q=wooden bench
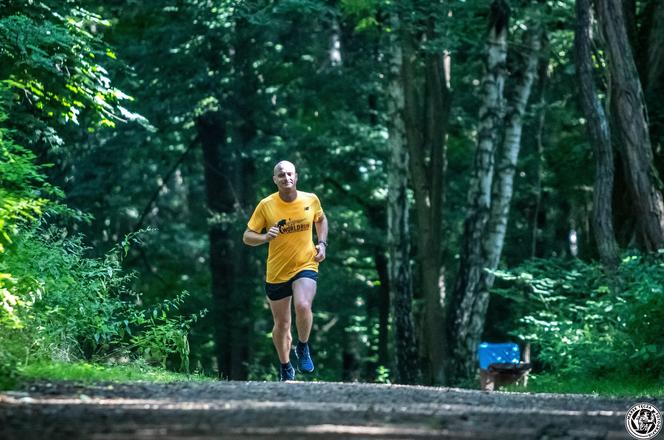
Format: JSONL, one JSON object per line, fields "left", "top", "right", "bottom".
{"left": 478, "top": 342, "right": 531, "bottom": 391}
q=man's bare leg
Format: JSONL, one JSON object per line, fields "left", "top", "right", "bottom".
{"left": 292, "top": 278, "right": 317, "bottom": 343}
{"left": 268, "top": 296, "right": 292, "bottom": 363}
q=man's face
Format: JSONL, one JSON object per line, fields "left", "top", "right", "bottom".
{"left": 273, "top": 162, "right": 298, "bottom": 190}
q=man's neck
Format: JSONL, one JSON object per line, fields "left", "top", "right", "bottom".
{"left": 278, "top": 189, "right": 298, "bottom": 202}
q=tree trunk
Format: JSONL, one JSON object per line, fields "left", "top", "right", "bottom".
{"left": 450, "top": 0, "right": 509, "bottom": 383}
{"left": 231, "top": 16, "right": 260, "bottom": 381}
{"left": 387, "top": 28, "right": 420, "bottom": 385}
{"left": 400, "top": 18, "right": 452, "bottom": 386}
{"left": 368, "top": 86, "right": 391, "bottom": 373}
{"left": 644, "top": 0, "right": 664, "bottom": 97}
{"left": 641, "top": 0, "right": 664, "bottom": 175}
{"left": 421, "top": 48, "right": 451, "bottom": 387}
{"left": 530, "top": 59, "right": 548, "bottom": 259}
{"left": 453, "top": 25, "right": 542, "bottom": 382}
{"left": 484, "top": 28, "right": 542, "bottom": 275}
{"left": 597, "top": 0, "right": 664, "bottom": 251}
{"left": 197, "top": 111, "right": 238, "bottom": 380}
{"left": 622, "top": 0, "right": 637, "bottom": 51}
{"left": 574, "top": 0, "right": 620, "bottom": 269}
{"left": 373, "top": 249, "right": 391, "bottom": 369}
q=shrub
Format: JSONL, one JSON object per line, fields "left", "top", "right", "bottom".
{"left": 492, "top": 252, "right": 664, "bottom": 380}
{"left": 129, "top": 291, "right": 206, "bottom": 372}
{"left": 0, "top": 226, "right": 207, "bottom": 384}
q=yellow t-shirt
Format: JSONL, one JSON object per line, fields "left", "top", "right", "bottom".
{"left": 247, "top": 191, "right": 324, "bottom": 283}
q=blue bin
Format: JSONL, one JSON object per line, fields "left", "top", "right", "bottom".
{"left": 477, "top": 342, "right": 520, "bottom": 370}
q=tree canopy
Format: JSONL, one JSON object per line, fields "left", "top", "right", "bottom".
{"left": 2, "top": 0, "right": 664, "bottom": 388}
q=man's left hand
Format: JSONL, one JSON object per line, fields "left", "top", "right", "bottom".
{"left": 314, "top": 243, "right": 326, "bottom": 262}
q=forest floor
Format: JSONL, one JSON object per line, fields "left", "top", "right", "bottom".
{"left": 0, "top": 380, "right": 660, "bottom": 439}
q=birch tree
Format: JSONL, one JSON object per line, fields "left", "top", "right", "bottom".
{"left": 451, "top": 0, "right": 544, "bottom": 381}
{"left": 387, "top": 16, "right": 420, "bottom": 384}
{"left": 449, "top": 0, "right": 509, "bottom": 382}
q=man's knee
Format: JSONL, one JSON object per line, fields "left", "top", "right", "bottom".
{"left": 273, "top": 319, "right": 291, "bottom": 332}
{"left": 294, "top": 300, "right": 312, "bottom": 315}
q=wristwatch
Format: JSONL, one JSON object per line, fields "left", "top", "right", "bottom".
{"left": 318, "top": 240, "right": 328, "bottom": 247}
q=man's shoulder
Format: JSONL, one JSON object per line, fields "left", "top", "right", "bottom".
{"left": 298, "top": 191, "right": 320, "bottom": 201}
{"left": 258, "top": 192, "right": 280, "bottom": 206}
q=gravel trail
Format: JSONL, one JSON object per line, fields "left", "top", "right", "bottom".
{"left": 0, "top": 380, "right": 660, "bottom": 439}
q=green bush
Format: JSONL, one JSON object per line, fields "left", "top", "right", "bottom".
{"left": 0, "top": 337, "right": 19, "bottom": 389}
{"left": 1, "top": 104, "right": 203, "bottom": 385}
{"left": 3, "top": 227, "right": 130, "bottom": 360}
{"left": 492, "top": 252, "right": 664, "bottom": 380}
{"left": 0, "top": 109, "right": 58, "bottom": 253}
{"left": 129, "top": 291, "right": 206, "bottom": 372}
{"left": 0, "top": 226, "right": 207, "bottom": 383}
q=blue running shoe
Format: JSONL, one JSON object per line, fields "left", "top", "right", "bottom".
{"left": 295, "top": 342, "right": 315, "bottom": 373}
{"left": 279, "top": 363, "right": 295, "bottom": 381}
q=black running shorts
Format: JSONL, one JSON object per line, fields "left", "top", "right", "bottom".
{"left": 265, "top": 270, "right": 318, "bottom": 301}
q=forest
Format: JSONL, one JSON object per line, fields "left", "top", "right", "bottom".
{"left": 1, "top": 0, "right": 663, "bottom": 391}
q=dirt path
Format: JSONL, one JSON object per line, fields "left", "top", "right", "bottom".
{"left": 0, "top": 380, "right": 659, "bottom": 439}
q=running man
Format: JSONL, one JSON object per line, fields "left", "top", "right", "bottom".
{"left": 243, "top": 160, "right": 328, "bottom": 381}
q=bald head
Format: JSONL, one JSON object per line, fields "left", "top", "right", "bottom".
{"left": 272, "top": 160, "right": 298, "bottom": 192}
{"left": 273, "top": 160, "right": 296, "bottom": 176}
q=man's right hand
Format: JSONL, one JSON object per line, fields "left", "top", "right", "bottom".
{"left": 265, "top": 225, "right": 280, "bottom": 242}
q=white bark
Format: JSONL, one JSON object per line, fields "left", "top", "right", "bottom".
{"left": 460, "top": 31, "right": 544, "bottom": 359}
{"left": 485, "top": 29, "right": 542, "bottom": 271}
{"left": 386, "top": 26, "right": 419, "bottom": 385}
{"left": 452, "top": 7, "right": 508, "bottom": 378}
{"left": 453, "top": 4, "right": 545, "bottom": 381}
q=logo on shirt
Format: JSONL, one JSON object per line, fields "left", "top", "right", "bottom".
{"left": 278, "top": 218, "right": 310, "bottom": 234}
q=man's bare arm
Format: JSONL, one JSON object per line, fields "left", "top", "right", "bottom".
{"left": 314, "top": 215, "right": 328, "bottom": 262}
{"left": 243, "top": 226, "right": 279, "bottom": 246}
